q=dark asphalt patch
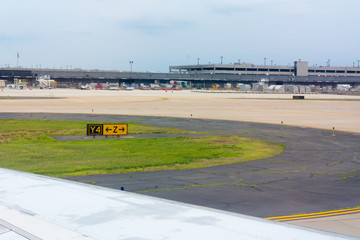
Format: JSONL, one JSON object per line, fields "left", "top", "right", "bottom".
{"left": 50, "top": 134, "right": 214, "bottom": 141}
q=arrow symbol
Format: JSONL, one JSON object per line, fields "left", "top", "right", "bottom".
{"left": 121, "top": 127, "right": 125, "bottom": 132}
{"left": 106, "top": 127, "right": 111, "bottom": 132}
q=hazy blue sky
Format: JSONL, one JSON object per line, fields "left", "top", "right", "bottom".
{"left": 1, "top": 0, "right": 359, "bottom": 72}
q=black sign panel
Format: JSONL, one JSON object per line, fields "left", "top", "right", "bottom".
{"left": 87, "top": 124, "right": 103, "bottom": 136}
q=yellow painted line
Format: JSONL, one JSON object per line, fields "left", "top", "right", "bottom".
{"left": 268, "top": 206, "right": 360, "bottom": 219}
{"left": 270, "top": 209, "right": 360, "bottom": 222}
{"left": 266, "top": 207, "right": 360, "bottom": 222}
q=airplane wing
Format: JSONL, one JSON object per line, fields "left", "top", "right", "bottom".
{"left": 0, "top": 168, "right": 355, "bottom": 240}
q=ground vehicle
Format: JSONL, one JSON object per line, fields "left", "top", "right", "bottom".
{"left": 36, "top": 75, "right": 57, "bottom": 89}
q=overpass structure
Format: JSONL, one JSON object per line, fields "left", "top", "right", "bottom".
{"left": 1, "top": 61, "right": 360, "bottom": 88}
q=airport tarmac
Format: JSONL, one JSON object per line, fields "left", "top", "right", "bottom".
{"left": 1, "top": 88, "right": 360, "bottom": 132}
{"left": 1, "top": 88, "right": 360, "bottom": 237}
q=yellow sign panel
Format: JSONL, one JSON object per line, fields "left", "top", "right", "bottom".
{"left": 103, "top": 124, "right": 128, "bottom": 135}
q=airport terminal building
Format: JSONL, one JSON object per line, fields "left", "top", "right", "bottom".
{"left": 167, "top": 61, "right": 360, "bottom": 88}
{"left": 170, "top": 61, "right": 360, "bottom": 78}
{"left": 1, "top": 61, "right": 360, "bottom": 88}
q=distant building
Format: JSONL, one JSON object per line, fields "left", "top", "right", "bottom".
{"left": 169, "top": 61, "right": 360, "bottom": 78}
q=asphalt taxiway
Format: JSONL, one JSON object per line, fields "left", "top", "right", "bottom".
{"left": 60, "top": 114, "right": 360, "bottom": 217}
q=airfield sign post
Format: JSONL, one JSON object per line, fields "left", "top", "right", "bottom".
{"left": 87, "top": 124, "right": 128, "bottom": 137}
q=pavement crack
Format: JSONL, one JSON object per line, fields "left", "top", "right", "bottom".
{"left": 300, "top": 190, "right": 341, "bottom": 197}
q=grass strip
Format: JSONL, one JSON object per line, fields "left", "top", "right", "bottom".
{"left": 0, "top": 119, "right": 283, "bottom": 177}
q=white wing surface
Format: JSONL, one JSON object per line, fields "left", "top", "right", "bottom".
{"left": 0, "top": 168, "right": 355, "bottom": 240}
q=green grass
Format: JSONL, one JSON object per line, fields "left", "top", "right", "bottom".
{"left": 0, "top": 119, "right": 196, "bottom": 134}
{"left": 0, "top": 119, "right": 198, "bottom": 143}
{"left": 0, "top": 119, "right": 283, "bottom": 177}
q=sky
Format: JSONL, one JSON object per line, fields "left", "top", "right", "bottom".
{"left": 1, "top": 0, "right": 360, "bottom": 72}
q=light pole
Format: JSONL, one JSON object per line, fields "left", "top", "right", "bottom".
{"left": 358, "top": 60, "right": 360, "bottom": 68}
{"left": 129, "top": 61, "right": 133, "bottom": 79}
{"left": 264, "top": 58, "right": 267, "bottom": 66}
{"left": 221, "top": 56, "right": 223, "bottom": 64}
{"left": 197, "top": 58, "right": 200, "bottom": 65}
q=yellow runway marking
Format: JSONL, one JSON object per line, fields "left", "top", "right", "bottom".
{"left": 266, "top": 207, "right": 360, "bottom": 222}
